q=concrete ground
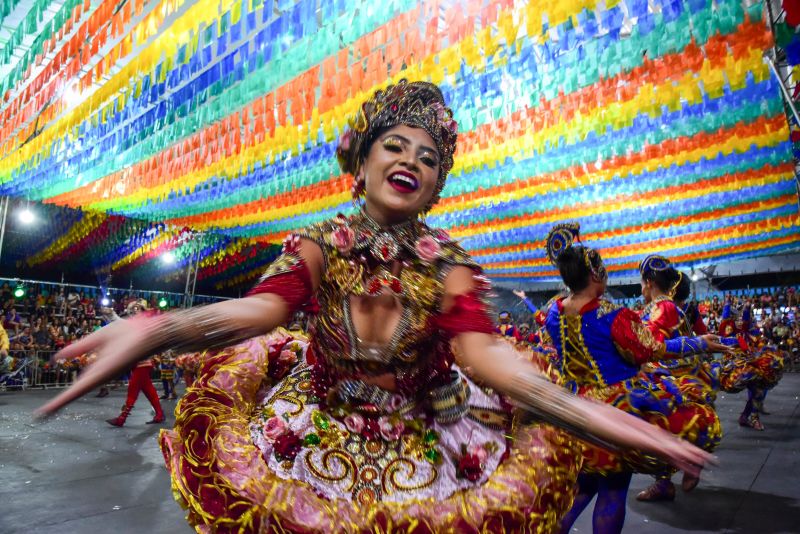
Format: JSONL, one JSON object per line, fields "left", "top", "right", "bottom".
{"left": 0, "top": 375, "right": 798, "bottom": 534}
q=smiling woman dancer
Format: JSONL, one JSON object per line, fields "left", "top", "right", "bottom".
{"left": 38, "top": 81, "right": 714, "bottom": 533}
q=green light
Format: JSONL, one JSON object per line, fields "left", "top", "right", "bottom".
{"left": 158, "top": 298, "right": 168, "bottom": 309}
{"left": 13, "top": 286, "right": 25, "bottom": 298}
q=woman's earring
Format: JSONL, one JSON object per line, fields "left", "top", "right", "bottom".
{"left": 351, "top": 174, "right": 365, "bottom": 205}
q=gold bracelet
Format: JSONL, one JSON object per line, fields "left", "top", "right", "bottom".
{"left": 509, "top": 370, "right": 618, "bottom": 451}
{"left": 145, "top": 307, "right": 263, "bottom": 357}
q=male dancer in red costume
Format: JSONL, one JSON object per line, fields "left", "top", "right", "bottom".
{"left": 106, "top": 300, "right": 165, "bottom": 426}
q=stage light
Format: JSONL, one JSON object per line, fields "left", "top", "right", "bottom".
{"left": 691, "top": 273, "right": 700, "bottom": 281}
{"left": 17, "top": 208, "right": 34, "bottom": 224}
{"left": 162, "top": 252, "right": 175, "bottom": 264}
{"left": 63, "top": 83, "right": 82, "bottom": 108}
{"left": 101, "top": 297, "right": 111, "bottom": 306}
{"left": 14, "top": 285, "right": 25, "bottom": 298}
{"left": 158, "top": 297, "right": 168, "bottom": 309}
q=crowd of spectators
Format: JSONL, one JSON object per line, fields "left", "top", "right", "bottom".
{"left": 700, "top": 289, "right": 798, "bottom": 347}
{"left": 625, "top": 287, "right": 799, "bottom": 344}
{"left": 0, "top": 280, "right": 223, "bottom": 367}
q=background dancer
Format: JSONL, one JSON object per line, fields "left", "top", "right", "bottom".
{"left": 156, "top": 350, "right": 177, "bottom": 400}
{"left": 718, "top": 299, "right": 786, "bottom": 431}
{"left": 105, "top": 300, "right": 165, "bottom": 427}
{"left": 539, "top": 224, "right": 729, "bottom": 534}
{"left": 636, "top": 256, "right": 722, "bottom": 502}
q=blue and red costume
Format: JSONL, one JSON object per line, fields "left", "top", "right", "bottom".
{"left": 544, "top": 296, "right": 713, "bottom": 474}
{"left": 717, "top": 303, "right": 785, "bottom": 429}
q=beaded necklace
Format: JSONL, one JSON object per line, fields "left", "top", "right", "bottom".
{"left": 349, "top": 210, "right": 422, "bottom": 297}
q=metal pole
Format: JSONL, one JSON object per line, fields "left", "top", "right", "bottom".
{"left": 766, "top": 57, "right": 800, "bottom": 126}
{"left": 763, "top": 0, "right": 800, "bottom": 210}
{"left": 187, "top": 233, "right": 203, "bottom": 309}
{"left": 182, "top": 232, "right": 203, "bottom": 308}
{"left": 765, "top": 0, "right": 781, "bottom": 42}
{"left": 0, "top": 196, "right": 9, "bottom": 266}
{"left": 182, "top": 253, "right": 193, "bottom": 308}
{"left": 182, "top": 238, "right": 194, "bottom": 309}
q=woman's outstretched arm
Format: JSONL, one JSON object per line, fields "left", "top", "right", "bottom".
{"left": 35, "top": 239, "right": 323, "bottom": 418}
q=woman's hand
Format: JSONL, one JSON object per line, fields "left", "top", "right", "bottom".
{"left": 582, "top": 400, "right": 716, "bottom": 477}
{"left": 512, "top": 289, "right": 527, "bottom": 299}
{"left": 456, "top": 332, "right": 717, "bottom": 477}
{"left": 35, "top": 294, "right": 294, "bottom": 419}
{"left": 34, "top": 318, "right": 153, "bottom": 418}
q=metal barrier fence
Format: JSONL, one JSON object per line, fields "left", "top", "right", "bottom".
{"left": 0, "top": 356, "right": 34, "bottom": 390}
{"left": 1, "top": 350, "right": 174, "bottom": 391}
{"left": 25, "top": 351, "right": 78, "bottom": 389}
{"left": 8, "top": 350, "right": 105, "bottom": 390}
{"left": 21, "top": 350, "right": 153, "bottom": 389}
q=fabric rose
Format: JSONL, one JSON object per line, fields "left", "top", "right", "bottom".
{"left": 387, "top": 394, "right": 405, "bottom": 412}
{"left": 446, "top": 118, "right": 458, "bottom": 135}
{"left": 415, "top": 235, "right": 441, "bottom": 263}
{"left": 457, "top": 453, "right": 483, "bottom": 482}
{"left": 282, "top": 234, "right": 301, "bottom": 254}
{"left": 278, "top": 349, "right": 297, "bottom": 365}
{"left": 273, "top": 430, "right": 302, "bottom": 462}
{"left": 362, "top": 417, "right": 381, "bottom": 441}
{"left": 432, "top": 228, "right": 451, "bottom": 242}
{"left": 268, "top": 343, "right": 298, "bottom": 380}
{"left": 378, "top": 416, "right": 405, "bottom": 441}
{"left": 263, "top": 416, "right": 288, "bottom": 441}
{"left": 344, "top": 412, "right": 365, "bottom": 434}
{"left": 467, "top": 445, "right": 489, "bottom": 464}
{"left": 430, "top": 102, "right": 458, "bottom": 134}
{"left": 331, "top": 226, "right": 355, "bottom": 256}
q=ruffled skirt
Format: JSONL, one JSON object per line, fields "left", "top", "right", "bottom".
{"left": 576, "top": 371, "right": 721, "bottom": 475}
{"left": 720, "top": 348, "right": 786, "bottom": 393}
{"left": 642, "top": 357, "right": 720, "bottom": 406}
{"left": 159, "top": 335, "right": 583, "bottom": 533}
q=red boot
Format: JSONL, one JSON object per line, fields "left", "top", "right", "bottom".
{"left": 741, "top": 413, "right": 765, "bottom": 431}
{"left": 106, "top": 404, "right": 133, "bottom": 427}
{"left": 636, "top": 478, "right": 676, "bottom": 502}
{"left": 141, "top": 377, "right": 165, "bottom": 424}
{"left": 146, "top": 413, "right": 165, "bottom": 424}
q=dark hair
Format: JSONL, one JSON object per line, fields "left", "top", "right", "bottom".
{"left": 642, "top": 265, "right": 681, "bottom": 295}
{"left": 556, "top": 245, "right": 600, "bottom": 293}
{"left": 685, "top": 301, "right": 700, "bottom": 329}
{"left": 672, "top": 272, "right": 691, "bottom": 303}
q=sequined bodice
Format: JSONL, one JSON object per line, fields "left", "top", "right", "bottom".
{"left": 298, "top": 214, "right": 478, "bottom": 388}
